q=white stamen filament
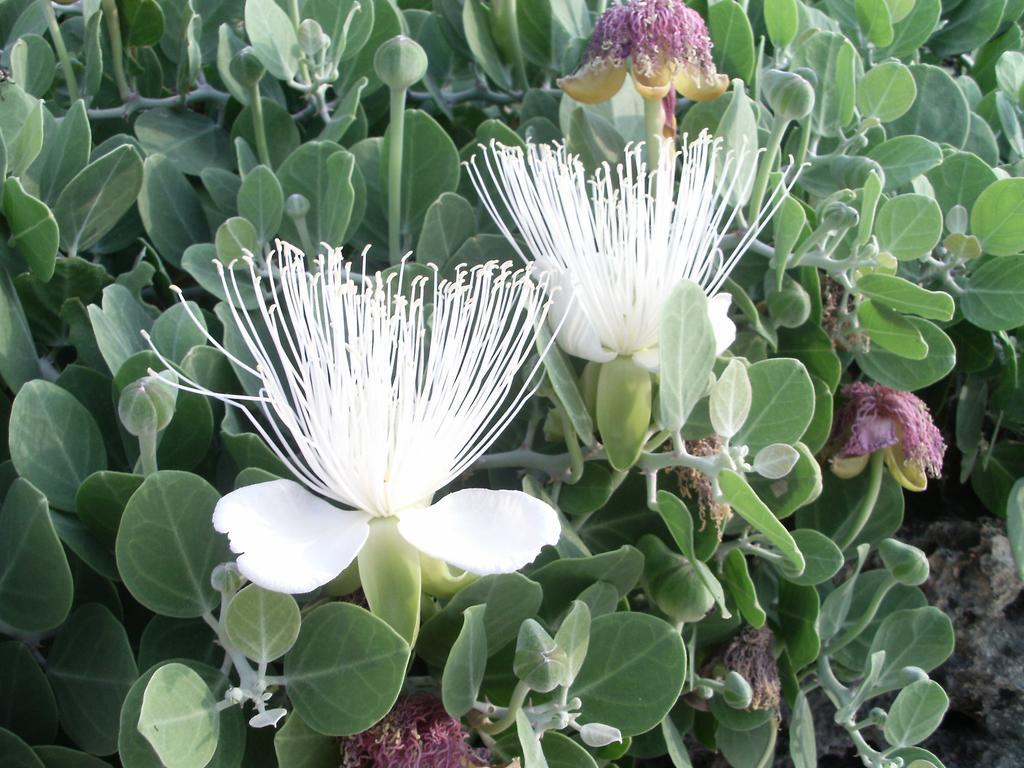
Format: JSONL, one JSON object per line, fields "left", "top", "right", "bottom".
{"left": 467, "top": 133, "right": 794, "bottom": 360}
{"left": 145, "top": 242, "right": 554, "bottom": 518}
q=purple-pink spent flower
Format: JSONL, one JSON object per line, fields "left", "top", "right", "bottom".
{"left": 828, "top": 382, "right": 946, "bottom": 491}
{"left": 341, "top": 694, "right": 488, "bottom": 768}
{"left": 559, "top": 0, "right": 728, "bottom": 104}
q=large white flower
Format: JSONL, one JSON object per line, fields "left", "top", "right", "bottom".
{"left": 467, "top": 134, "right": 788, "bottom": 371}
{"left": 145, "top": 242, "right": 560, "bottom": 597}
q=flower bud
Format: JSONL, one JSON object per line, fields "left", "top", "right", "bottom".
{"left": 285, "top": 193, "right": 311, "bottom": 219}
{"left": 211, "top": 562, "right": 244, "bottom": 593}
{"left": 878, "top": 538, "right": 930, "bottom": 586}
{"left": 820, "top": 201, "right": 859, "bottom": 231}
{"left": 761, "top": 69, "right": 815, "bottom": 121}
{"left": 374, "top": 35, "right": 428, "bottom": 91}
{"left": 722, "top": 670, "right": 754, "bottom": 709}
{"left": 514, "top": 619, "right": 568, "bottom": 693}
{"left": 118, "top": 375, "right": 177, "bottom": 436}
{"left": 229, "top": 47, "right": 265, "bottom": 90}
{"left": 298, "top": 19, "right": 329, "bottom": 57}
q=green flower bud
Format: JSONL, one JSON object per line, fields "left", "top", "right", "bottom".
{"left": 285, "top": 192, "right": 311, "bottom": 219}
{"left": 596, "top": 357, "right": 652, "bottom": 471}
{"left": 638, "top": 535, "right": 715, "bottom": 623}
{"left": 298, "top": 19, "right": 329, "bottom": 57}
{"left": 820, "top": 200, "right": 859, "bottom": 231}
{"left": 373, "top": 35, "right": 428, "bottom": 91}
{"left": 118, "top": 375, "right": 177, "bottom": 436}
{"left": 723, "top": 670, "right": 754, "bottom": 709}
{"left": 879, "top": 538, "right": 930, "bottom": 586}
{"left": 229, "top": 46, "right": 265, "bottom": 90}
{"left": 761, "top": 69, "right": 815, "bottom": 121}
{"left": 513, "top": 618, "right": 568, "bottom": 693}
{"left": 211, "top": 563, "right": 244, "bottom": 593}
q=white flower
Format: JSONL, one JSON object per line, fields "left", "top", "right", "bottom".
{"left": 467, "top": 134, "right": 789, "bottom": 371}
{"left": 144, "top": 242, "right": 560, "bottom": 596}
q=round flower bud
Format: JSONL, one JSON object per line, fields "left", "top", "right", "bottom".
{"left": 229, "top": 47, "right": 266, "bottom": 90}
{"left": 118, "top": 375, "right": 177, "bottom": 436}
{"left": 761, "top": 69, "right": 815, "bottom": 121}
{"left": 879, "top": 537, "right": 930, "bottom": 586}
{"left": 298, "top": 19, "right": 329, "bottom": 57}
{"left": 820, "top": 201, "right": 859, "bottom": 231}
{"left": 723, "top": 670, "right": 754, "bottom": 709}
{"left": 211, "top": 562, "right": 244, "bottom": 593}
{"left": 373, "top": 35, "right": 428, "bottom": 91}
{"left": 285, "top": 193, "right": 311, "bottom": 219}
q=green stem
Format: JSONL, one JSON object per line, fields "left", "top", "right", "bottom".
{"left": 504, "top": 0, "right": 528, "bottom": 90}
{"left": 478, "top": 681, "right": 531, "bottom": 735}
{"left": 643, "top": 97, "right": 663, "bottom": 169}
{"left": 387, "top": 86, "right": 408, "bottom": 264}
{"left": 747, "top": 114, "right": 788, "bottom": 220}
{"left": 41, "top": 0, "right": 79, "bottom": 103}
{"left": 248, "top": 83, "right": 272, "bottom": 167}
{"left": 138, "top": 429, "right": 158, "bottom": 477}
{"left": 101, "top": 0, "right": 132, "bottom": 100}
{"left": 833, "top": 451, "right": 886, "bottom": 551}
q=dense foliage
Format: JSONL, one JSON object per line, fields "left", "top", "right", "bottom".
{"left": 1, "top": 0, "right": 1024, "bottom": 766}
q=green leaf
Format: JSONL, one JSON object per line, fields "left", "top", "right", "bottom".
{"left": 856, "top": 274, "right": 954, "bottom": 320}
{"left": 87, "top": 284, "right": 154, "bottom": 375}
{"left": 238, "top": 165, "right": 284, "bottom": 245}
{"left": 537, "top": 324, "right": 595, "bottom": 446}
{"left": 857, "top": 300, "right": 928, "bottom": 359}
{"left": 0, "top": 262, "right": 33, "bottom": 391}
{"left": 866, "top": 136, "right": 942, "bottom": 191}
{"left": 517, "top": 709, "right": 549, "bottom": 768}
{"left": 0, "top": 641, "right": 58, "bottom": 746}
{"left": 734, "top": 358, "right": 814, "bottom": 451}
{"left": 8, "top": 380, "right": 106, "bottom": 512}
{"left": 150, "top": 302, "right": 208, "bottom": 363}
{"left": 929, "top": 0, "right": 1004, "bottom": 58}
{"left": 231, "top": 98, "right": 301, "bottom": 171}
{"left": 244, "top": 0, "right": 300, "bottom": 80}
{"left": 875, "top": 194, "right": 942, "bottom": 261}
{"left": 0, "top": 728, "right": 44, "bottom": 768}
{"left": 275, "top": 711, "right": 337, "bottom": 768}
{"left": 926, "top": 151, "right": 997, "bottom": 214}
{"left": 138, "top": 154, "right": 211, "bottom": 267}
{"left": 122, "top": 0, "right": 164, "bottom": 47}
{"left": 0, "top": 480, "right": 72, "bottom": 633}
{"left": 418, "top": 573, "right": 543, "bottom": 666}
{"left": 777, "top": 580, "right": 820, "bottom": 668}
{"left": 710, "top": 359, "right": 751, "bottom": 438}
{"left": 662, "top": 715, "right": 695, "bottom": 767}
{"left": 530, "top": 547, "right": 643, "bottom": 620}
{"left": 46, "top": 604, "right": 138, "bottom": 756}
{"left": 709, "top": 0, "right": 755, "bottom": 82}
{"left": 570, "top": 613, "right": 685, "bottom": 737}
{"left": 463, "top": 0, "right": 513, "bottom": 90}
{"left": 119, "top": 661, "right": 244, "bottom": 768}
{"left": 653, "top": 492, "right": 729, "bottom": 617}
{"left": 277, "top": 142, "right": 357, "bottom": 249}
{"left": 7, "top": 100, "right": 43, "bottom": 178}
{"left": 541, "top": 731, "right": 599, "bottom": 768}
{"left": 215, "top": 217, "right": 259, "bottom": 263}
{"left": 715, "top": 83, "right": 759, "bottom": 204}
{"left": 381, "top": 110, "right": 460, "bottom": 238}
{"left": 791, "top": 32, "right": 857, "bottom": 137}
{"left": 867, "top": 607, "right": 954, "bottom": 696}
{"left": 134, "top": 108, "right": 232, "bottom": 176}
{"left": 115, "top": 471, "right": 231, "bottom": 618}
{"left": 224, "top": 584, "right": 301, "bottom": 663}
{"left": 415, "top": 192, "right": 476, "bottom": 270}
{"left": 786, "top": 529, "right": 843, "bottom": 586}
{"left": 553, "top": 600, "right": 591, "bottom": 686}
{"left": 884, "top": 679, "right": 949, "bottom": 747}
{"left": 10, "top": 34, "right": 55, "bottom": 98}
{"left": 764, "top": 0, "right": 798, "bottom": 47}
{"left": 856, "top": 317, "right": 955, "bottom": 391}
{"left": 3, "top": 177, "right": 58, "bottom": 281}
{"left": 856, "top": 0, "right": 893, "bottom": 46}
{"left": 722, "top": 549, "right": 766, "bottom": 627}
{"left": 442, "top": 604, "right": 488, "bottom": 717}
{"left": 285, "top": 603, "right": 409, "bottom": 736}
{"left": 137, "top": 663, "right": 219, "bottom": 768}
{"left": 961, "top": 255, "right": 1024, "bottom": 330}
{"left": 53, "top": 145, "right": 144, "bottom": 258}
{"left": 790, "top": 691, "right": 817, "bottom": 768}
{"left": 971, "top": 178, "right": 1024, "bottom": 257}
{"left": 888, "top": 64, "right": 970, "bottom": 148}
{"left": 719, "top": 469, "right": 805, "bottom": 573}
{"left": 1008, "top": 478, "right": 1024, "bottom": 579}
{"left": 660, "top": 281, "right": 715, "bottom": 432}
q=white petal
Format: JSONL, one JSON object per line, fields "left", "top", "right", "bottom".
{"left": 213, "top": 480, "right": 370, "bottom": 594}
{"left": 249, "top": 708, "right": 288, "bottom": 728}
{"left": 544, "top": 266, "right": 616, "bottom": 364}
{"left": 396, "top": 489, "right": 560, "bottom": 575}
{"left": 709, "top": 292, "right": 737, "bottom": 355}
{"left": 632, "top": 346, "right": 660, "bottom": 372}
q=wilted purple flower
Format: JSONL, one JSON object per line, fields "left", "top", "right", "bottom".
{"left": 341, "top": 695, "right": 488, "bottom": 768}
{"left": 559, "top": 0, "right": 728, "bottom": 105}
{"left": 828, "top": 382, "right": 945, "bottom": 491}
